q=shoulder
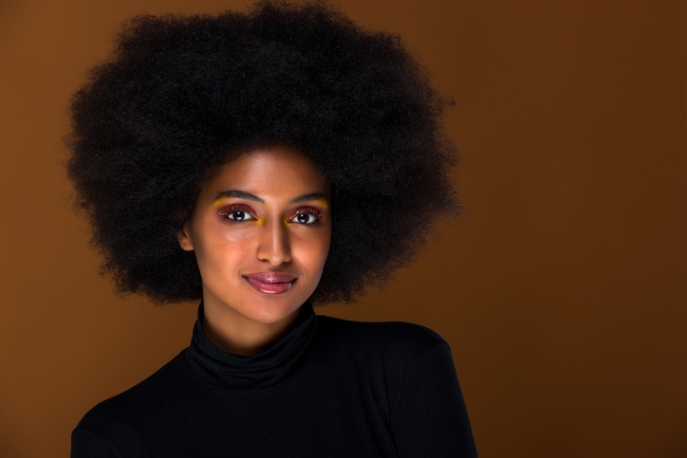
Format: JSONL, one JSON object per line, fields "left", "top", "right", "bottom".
{"left": 317, "top": 314, "right": 447, "bottom": 346}
{"left": 74, "top": 352, "right": 186, "bottom": 441}
{"left": 314, "top": 314, "right": 451, "bottom": 370}
{"left": 311, "top": 315, "right": 460, "bottom": 421}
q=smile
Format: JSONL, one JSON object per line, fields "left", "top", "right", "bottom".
{"left": 242, "top": 272, "right": 297, "bottom": 295}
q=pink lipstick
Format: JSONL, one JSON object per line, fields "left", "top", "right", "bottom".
{"left": 243, "top": 272, "right": 296, "bottom": 294}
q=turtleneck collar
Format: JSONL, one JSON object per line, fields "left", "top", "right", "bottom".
{"left": 183, "top": 302, "right": 318, "bottom": 392}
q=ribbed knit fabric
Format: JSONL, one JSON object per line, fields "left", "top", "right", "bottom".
{"left": 71, "top": 303, "right": 478, "bottom": 457}
{"left": 185, "top": 302, "right": 318, "bottom": 392}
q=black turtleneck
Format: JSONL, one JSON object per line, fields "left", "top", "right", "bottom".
{"left": 71, "top": 304, "right": 477, "bottom": 457}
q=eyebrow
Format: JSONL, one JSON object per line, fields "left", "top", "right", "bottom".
{"left": 214, "top": 190, "right": 328, "bottom": 204}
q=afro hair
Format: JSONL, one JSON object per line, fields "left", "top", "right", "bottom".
{"left": 67, "top": 0, "right": 459, "bottom": 304}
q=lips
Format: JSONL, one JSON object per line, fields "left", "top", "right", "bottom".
{"left": 243, "top": 272, "right": 297, "bottom": 294}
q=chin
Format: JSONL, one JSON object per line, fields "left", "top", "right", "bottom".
{"left": 245, "top": 302, "right": 301, "bottom": 325}
{"left": 242, "top": 290, "right": 307, "bottom": 323}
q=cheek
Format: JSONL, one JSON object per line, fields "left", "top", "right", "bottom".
{"left": 193, "top": 226, "right": 254, "bottom": 275}
{"left": 293, "top": 229, "right": 331, "bottom": 273}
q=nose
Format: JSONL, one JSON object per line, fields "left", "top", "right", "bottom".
{"left": 256, "top": 218, "right": 292, "bottom": 265}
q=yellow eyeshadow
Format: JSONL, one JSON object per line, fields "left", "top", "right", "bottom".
{"left": 211, "top": 197, "right": 235, "bottom": 209}
{"left": 314, "top": 198, "right": 329, "bottom": 210}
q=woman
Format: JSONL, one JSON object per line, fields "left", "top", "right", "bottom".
{"left": 68, "top": 1, "right": 477, "bottom": 456}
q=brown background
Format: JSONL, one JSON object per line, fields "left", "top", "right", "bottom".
{"left": 1, "top": 0, "right": 685, "bottom": 456}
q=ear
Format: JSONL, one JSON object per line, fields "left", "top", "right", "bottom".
{"left": 177, "top": 223, "right": 194, "bottom": 251}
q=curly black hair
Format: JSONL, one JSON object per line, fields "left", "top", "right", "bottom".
{"left": 67, "top": 0, "right": 458, "bottom": 304}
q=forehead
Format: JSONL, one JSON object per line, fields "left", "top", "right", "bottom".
{"left": 200, "top": 146, "right": 329, "bottom": 199}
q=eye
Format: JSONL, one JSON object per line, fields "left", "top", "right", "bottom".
{"left": 228, "top": 210, "right": 255, "bottom": 222}
{"left": 289, "top": 209, "right": 321, "bottom": 225}
{"left": 218, "top": 205, "right": 257, "bottom": 222}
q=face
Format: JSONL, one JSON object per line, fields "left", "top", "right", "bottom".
{"left": 178, "top": 146, "right": 331, "bottom": 341}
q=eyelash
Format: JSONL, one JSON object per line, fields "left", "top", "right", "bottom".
{"left": 290, "top": 207, "right": 323, "bottom": 225}
{"left": 217, "top": 205, "right": 323, "bottom": 225}
{"left": 217, "top": 204, "right": 256, "bottom": 222}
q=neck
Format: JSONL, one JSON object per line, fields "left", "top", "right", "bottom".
{"left": 201, "top": 302, "right": 301, "bottom": 357}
